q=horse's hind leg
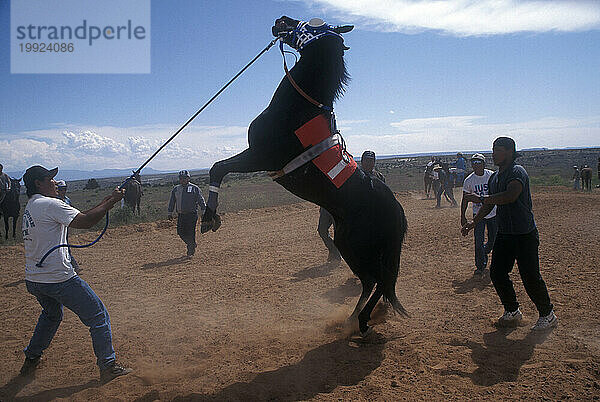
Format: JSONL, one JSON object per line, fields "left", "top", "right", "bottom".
{"left": 4, "top": 216, "right": 8, "bottom": 240}
{"left": 202, "top": 148, "right": 279, "bottom": 233}
{"left": 349, "top": 280, "right": 375, "bottom": 321}
{"left": 357, "top": 283, "right": 384, "bottom": 336}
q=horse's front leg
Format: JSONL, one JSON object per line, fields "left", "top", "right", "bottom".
{"left": 202, "top": 147, "right": 278, "bottom": 233}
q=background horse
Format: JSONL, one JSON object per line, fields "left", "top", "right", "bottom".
{"left": 581, "top": 166, "right": 592, "bottom": 191}
{"left": 123, "top": 172, "right": 142, "bottom": 214}
{"left": 201, "top": 16, "right": 408, "bottom": 335}
{"left": 1, "top": 178, "right": 21, "bottom": 239}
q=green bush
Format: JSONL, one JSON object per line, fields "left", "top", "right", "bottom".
{"left": 530, "top": 174, "right": 570, "bottom": 187}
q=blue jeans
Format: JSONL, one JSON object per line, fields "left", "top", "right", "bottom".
{"left": 474, "top": 216, "right": 497, "bottom": 270}
{"left": 24, "top": 276, "right": 116, "bottom": 370}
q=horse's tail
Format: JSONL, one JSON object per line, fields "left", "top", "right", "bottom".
{"left": 382, "top": 200, "right": 409, "bottom": 318}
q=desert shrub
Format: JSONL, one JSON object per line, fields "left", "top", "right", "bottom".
{"left": 530, "top": 174, "right": 569, "bottom": 187}
{"left": 84, "top": 178, "right": 100, "bottom": 189}
{"left": 110, "top": 205, "right": 135, "bottom": 225}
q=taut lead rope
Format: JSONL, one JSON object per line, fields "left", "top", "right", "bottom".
{"left": 36, "top": 38, "right": 281, "bottom": 267}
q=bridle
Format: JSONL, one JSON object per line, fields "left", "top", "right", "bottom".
{"left": 279, "top": 40, "right": 332, "bottom": 113}
{"left": 269, "top": 27, "right": 352, "bottom": 180}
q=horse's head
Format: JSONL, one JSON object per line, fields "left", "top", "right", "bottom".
{"left": 273, "top": 16, "right": 353, "bottom": 52}
{"left": 11, "top": 178, "right": 21, "bottom": 193}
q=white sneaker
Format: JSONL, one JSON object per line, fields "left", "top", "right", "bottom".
{"left": 531, "top": 311, "right": 558, "bottom": 331}
{"left": 497, "top": 308, "right": 523, "bottom": 326}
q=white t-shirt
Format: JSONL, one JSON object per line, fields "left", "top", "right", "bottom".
{"left": 463, "top": 169, "right": 497, "bottom": 219}
{"left": 22, "top": 194, "right": 80, "bottom": 283}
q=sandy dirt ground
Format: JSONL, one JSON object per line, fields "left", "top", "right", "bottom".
{"left": 1, "top": 187, "right": 599, "bottom": 401}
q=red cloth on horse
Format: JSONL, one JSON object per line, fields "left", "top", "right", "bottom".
{"left": 294, "top": 114, "right": 356, "bottom": 188}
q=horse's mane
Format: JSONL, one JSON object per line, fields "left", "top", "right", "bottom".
{"left": 298, "top": 36, "right": 350, "bottom": 104}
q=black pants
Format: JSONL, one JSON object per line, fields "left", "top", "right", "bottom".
{"left": 317, "top": 208, "right": 340, "bottom": 258}
{"left": 490, "top": 229, "right": 553, "bottom": 317}
{"left": 177, "top": 212, "right": 198, "bottom": 255}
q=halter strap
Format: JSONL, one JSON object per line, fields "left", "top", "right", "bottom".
{"left": 280, "top": 41, "right": 332, "bottom": 112}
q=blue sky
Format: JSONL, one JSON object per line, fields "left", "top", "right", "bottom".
{"left": 1, "top": 0, "right": 599, "bottom": 173}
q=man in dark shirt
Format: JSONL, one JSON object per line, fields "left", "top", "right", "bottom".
{"left": 316, "top": 150, "right": 385, "bottom": 263}
{"left": 168, "top": 170, "right": 207, "bottom": 257}
{"left": 360, "top": 150, "right": 385, "bottom": 182}
{"left": 461, "top": 137, "right": 557, "bottom": 331}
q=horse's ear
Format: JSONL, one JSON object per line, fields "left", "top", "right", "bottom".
{"left": 333, "top": 25, "right": 354, "bottom": 34}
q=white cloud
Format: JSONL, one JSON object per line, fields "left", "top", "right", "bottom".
{"left": 0, "top": 124, "right": 249, "bottom": 172}
{"left": 310, "top": 0, "right": 600, "bottom": 35}
{"left": 62, "top": 130, "right": 123, "bottom": 156}
{"left": 1, "top": 116, "right": 598, "bottom": 172}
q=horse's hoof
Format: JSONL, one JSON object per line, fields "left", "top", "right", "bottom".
{"left": 211, "top": 214, "right": 222, "bottom": 232}
{"left": 200, "top": 221, "right": 213, "bottom": 233}
{"left": 360, "top": 326, "right": 374, "bottom": 338}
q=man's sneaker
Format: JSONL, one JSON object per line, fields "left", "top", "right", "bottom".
{"left": 531, "top": 311, "right": 558, "bottom": 331}
{"left": 100, "top": 362, "right": 132, "bottom": 383}
{"left": 496, "top": 308, "right": 523, "bottom": 327}
{"left": 20, "top": 356, "right": 41, "bottom": 376}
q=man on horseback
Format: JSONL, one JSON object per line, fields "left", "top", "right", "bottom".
{"left": 462, "top": 137, "right": 557, "bottom": 331}
{"left": 168, "top": 170, "right": 208, "bottom": 257}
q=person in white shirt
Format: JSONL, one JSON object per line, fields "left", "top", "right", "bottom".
{"left": 55, "top": 180, "right": 80, "bottom": 274}
{"left": 460, "top": 154, "right": 498, "bottom": 275}
{"left": 19, "top": 165, "right": 131, "bottom": 383}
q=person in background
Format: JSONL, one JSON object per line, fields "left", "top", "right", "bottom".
{"left": 424, "top": 156, "right": 436, "bottom": 198}
{"left": 317, "top": 207, "right": 341, "bottom": 263}
{"left": 572, "top": 166, "right": 580, "bottom": 190}
{"left": 56, "top": 180, "right": 71, "bottom": 205}
{"left": 455, "top": 152, "right": 467, "bottom": 186}
{"left": 56, "top": 180, "right": 80, "bottom": 274}
{"left": 432, "top": 163, "right": 442, "bottom": 207}
{"left": 597, "top": 156, "right": 600, "bottom": 188}
{"left": 0, "top": 163, "right": 11, "bottom": 204}
{"left": 20, "top": 165, "right": 131, "bottom": 382}
{"left": 436, "top": 162, "right": 457, "bottom": 207}
{"left": 461, "top": 154, "right": 497, "bottom": 276}
{"left": 317, "top": 150, "right": 386, "bottom": 263}
{"left": 360, "top": 150, "right": 385, "bottom": 182}
{"left": 461, "top": 137, "right": 557, "bottom": 331}
{"left": 168, "top": 170, "right": 207, "bottom": 257}
{"left": 597, "top": 156, "right": 600, "bottom": 182}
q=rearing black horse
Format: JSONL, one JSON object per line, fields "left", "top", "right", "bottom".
{"left": 201, "top": 16, "right": 408, "bottom": 336}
